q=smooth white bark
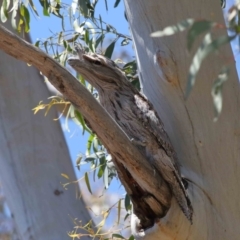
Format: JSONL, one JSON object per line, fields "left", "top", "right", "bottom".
{"left": 0, "top": 22, "right": 91, "bottom": 239}
{"left": 124, "top": 0, "right": 240, "bottom": 239}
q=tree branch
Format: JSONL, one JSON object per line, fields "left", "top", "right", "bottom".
{"left": 0, "top": 24, "right": 169, "bottom": 217}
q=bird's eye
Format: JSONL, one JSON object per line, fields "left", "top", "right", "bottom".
{"left": 93, "top": 60, "right": 101, "bottom": 65}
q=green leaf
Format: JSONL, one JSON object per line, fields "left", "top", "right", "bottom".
{"left": 85, "top": 157, "right": 96, "bottom": 163}
{"left": 123, "top": 213, "right": 130, "bottom": 221}
{"left": 19, "top": 4, "right": 24, "bottom": 15}
{"left": 63, "top": 39, "right": 67, "bottom": 49}
{"left": 106, "top": 24, "right": 110, "bottom": 32}
{"left": 39, "top": 0, "right": 50, "bottom": 16}
{"left": 187, "top": 20, "right": 216, "bottom": 50}
{"left": 92, "top": 0, "right": 98, "bottom": 9}
{"left": 58, "top": 31, "right": 62, "bottom": 44}
{"left": 79, "top": 0, "right": 90, "bottom": 17}
{"left": 0, "top": 0, "right": 10, "bottom": 23}
{"left": 86, "top": 134, "right": 94, "bottom": 155}
{"left": 67, "top": 43, "right": 73, "bottom": 52}
{"left": 11, "top": 9, "right": 17, "bottom": 29}
{"left": 59, "top": 51, "right": 67, "bottom": 65}
{"left": 112, "top": 234, "right": 125, "bottom": 239}
{"left": 76, "top": 155, "right": 82, "bottom": 170}
{"left": 104, "top": 0, "right": 108, "bottom": 11}
{"left": 121, "top": 38, "right": 129, "bottom": 46}
{"left": 124, "top": 11, "right": 128, "bottom": 22}
{"left": 84, "top": 172, "right": 92, "bottom": 194}
{"left": 117, "top": 199, "right": 121, "bottom": 224}
{"left": 4, "top": 0, "right": 10, "bottom": 11}
{"left": 97, "top": 164, "right": 104, "bottom": 178}
{"left": 104, "top": 40, "right": 117, "bottom": 58}
{"left": 186, "top": 34, "right": 235, "bottom": 98}
{"left": 211, "top": 67, "right": 229, "bottom": 122}
{"left": 93, "top": 158, "right": 97, "bottom": 182}
{"left": 61, "top": 15, "right": 65, "bottom": 31}
{"left": 19, "top": 4, "right": 30, "bottom": 32}
{"left": 17, "top": 16, "right": 24, "bottom": 33}
{"left": 89, "top": 37, "right": 95, "bottom": 52}
{"left": 74, "top": 110, "right": 91, "bottom": 134}
{"left": 99, "top": 155, "right": 105, "bottom": 165}
{"left": 84, "top": 154, "right": 97, "bottom": 162}
{"left": 103, "top": 165, "right": 109, "bottom": 188}
{"left": 99, "top": 14, "right": 103, "bottom": 29}
{"left": 74, "top": 109, "right": 86, "bottom": 130}
{"left": 114, "top": 0, "right": 121, "bottom": 8}
{"left": 43, "top": 40, "right": 48, "bottom": 53}
{"left": 105, "top": 24, "right": 116, "bottom": 33}
{"left": 151, "top": 18, "right": 194, "bottom": 37}
{"left": 124, "top": 194, "right": 131, "bottom": 211}
{"left": 86, "top": 2, "right": 94, "bottom": 11}
{"left": 66, "top": 33, "right": 80, "bottom": 43}
{"left": 43, "top": 7, "right": 49, "bottom": 16}
{"left": 29, "top": 0, "right": 39, "bottom": 16}
{"left": 98, "top": 156, "right": 106, "bottom": 179}
{"left": 86, "top": 152, "right": 105, "bottom": 159}
{"left": 123, "top": 60, "right": 137, "bottom": 69}
{"left": 131, "top": 78, "right": 140, "bottom": 91}
{"left": 0, "top": 6, "right": 7, "bottom": 23}
{"left": 106, "top": 160, "right": 116, "bottom": 184}
{"left": 123, "top": 60, "right": 140, "bottom": 90}
{"left": 79, "top": 74, "right": 86, "bottom": 85}
{"left": 85, "top": 21, "right": 96, "bottom": 37}
{"left": 128, "top": 236, "right": 134, "bottom": 240}
{"left": 93, "top": 137, "right": 98, "bottom": 152}
{"left": 95, "top": 34, "right": 105, "bottom": 48}
{"left": 49, "top": 0, "right": 62, "bottom": 17}
{"left": 84, "top": 29, "right": 89, "bottom": 45}
{"left": 35, "top": 40, "right": 40, "bottom": 47}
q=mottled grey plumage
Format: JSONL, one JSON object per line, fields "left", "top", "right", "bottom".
{"left": 68, "top": 45, "right": 193, "bottom": 226}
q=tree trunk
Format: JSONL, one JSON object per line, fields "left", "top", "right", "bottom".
{"left": 124, "top": 0, "right": 240, "bottom": 239}
{"left": 0, "top": 21, "right": 91, "bottom": 239}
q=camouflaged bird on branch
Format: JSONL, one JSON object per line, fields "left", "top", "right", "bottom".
{"left": 68, "top": 45, "right": 193, "bottom": 231}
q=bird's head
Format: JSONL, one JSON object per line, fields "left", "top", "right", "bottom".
{"left": 68, "top": 45, "right": 127, "bottom": 92}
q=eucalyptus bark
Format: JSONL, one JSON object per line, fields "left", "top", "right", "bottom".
{"left": 0, "top": 0, "right": 239, "bottom": 239}
{"left": 0, "top": 21, "right": 91, "bottom": 239}
{"left": 124, "top": 0, "right": 240, "bottom": 239}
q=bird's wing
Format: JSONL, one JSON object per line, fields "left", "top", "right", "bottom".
{"left": 133, "top": 93, "right": 179, "bottom": 169}
{"left": 134, "top": 93, "right": 193, "bottom": 221}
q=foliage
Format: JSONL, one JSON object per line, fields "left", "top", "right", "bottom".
{"left": 60, "top": 170, "right": 131, "bottom": 239}
{"left": 33, "top": 95, "right": 71, "bottom": 120}
{"left": 1, "top": 0, "right": 240, "bottom": 238}
{"left": 66, "top": 199, "right": 133, "bottom": 240}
